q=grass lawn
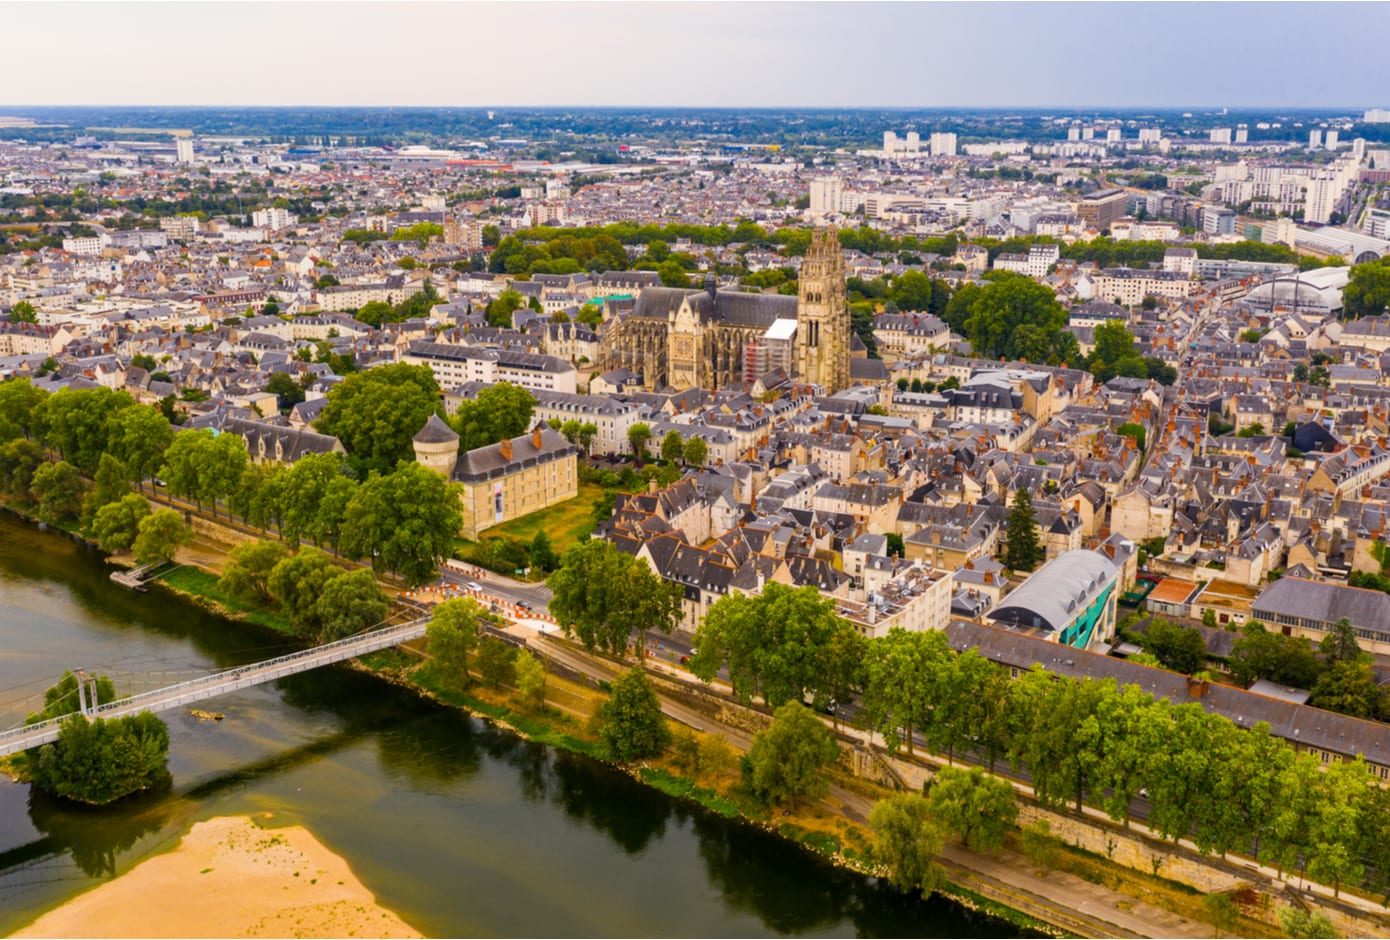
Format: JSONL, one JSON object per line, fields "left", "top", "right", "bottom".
{"left": 476, "top": 482, "right": 604, "bottom": 551}
{"left": 158, "top": 566, "right": 297, "bottom": 637}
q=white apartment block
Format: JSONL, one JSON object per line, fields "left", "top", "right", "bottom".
{"left": 61, "top": 235, "right": 106, "bottom": 255}
{"left": 1092, "top": 268, "right": 1194, "bottom": 306}
{"left": 175, "top": 138, "right": 194, "bottom": 164}
{"left": 993, "top": 243, "right": 1059, "bottom": 278}
{"left": 527, "top": 389, "right": 642, "bottom": 457}
{"left": 929, "top": 132, "right": 957, "bottom": 157}
{"left": 1365, "top": 109, "right": 1390, "bottom": 124}
{"left": 1138, "top": 128, "right": 1161, "bottom": 144}
{"left": 1210, "top": 128, "right": 1232, "bottom": 145}
{"left": 159, "top": 216, "right": 201, "bottom": 239}
{"left": 251, "top": 207, "right": 298, "bottom": 231}
{"left": 403, "top": 341, "right": 578, "bottom": 395}
{"left": 809, "top": 176, "right": 843, "bottom": 214}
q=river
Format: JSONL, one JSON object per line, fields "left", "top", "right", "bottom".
{"left": 0, "top": 512, "right": 1028, "bottom": 937}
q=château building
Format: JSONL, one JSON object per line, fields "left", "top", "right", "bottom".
{"left": 600, "top": 226, "right": 851, "bottom": 392}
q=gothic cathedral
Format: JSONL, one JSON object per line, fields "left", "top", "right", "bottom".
{"left": 599, "top": 225, "right": 851, "bottom": 393}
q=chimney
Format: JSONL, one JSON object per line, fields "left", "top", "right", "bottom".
{"left": 499, "top": 437, "right": 513, "bottom": 462}
{"left": 532, "top": 426, "right": 544, "bottom": 451}
{"left": 1186, "top": 675, "right": 1210, "bottom": 699}
{"left": 648, "top": 478, "right": 658, "bottom": 495}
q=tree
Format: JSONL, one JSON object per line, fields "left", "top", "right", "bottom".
{"left": 683, "top": 435, "right": 708, "bottom": 467}
{"left": 340, "top": 461, "right": 461, "bottom": 586}
{"left": 0, "top": 438, "right": 43, "bottom": 497}
{"left": 1277, "top": 907, "right": 1339, "bottom": 939}
{"left": 278, "top": 452, "right": 355, "bottom": 547}
{"left": 1342, "top": 255, "right": 1390, "bottom": 320}
{"left": 1204, "top": 893, "right": 1240, "bottom": 938}
{"left": 0, "top": 378, "right": 48, "bottom": 443}
{"left": 528, "top": 530, "right": 557, "bottom": 573}
{"left": 37, "top": 387, "right": 135, "bottom": 473}
{"left": 10, "top": 300, "right": 37, "bottom": 323}
{"left": 691, "top": 583, "right": 863, "bottom": 710}
{"left": 91, "top": 494, "right": 151, "bottom": 554}
{"left": 356, "top": 300, "right": 396, "bottom": 328}
{"left": 660, "top": 429, "right": 684, "bottom": 464}
{"left": 959, "top": 274, "right": 1073, "bottom": 364}
{"left": 924, "top": 766, "right": 1018, "bottom": 852}
{"left": 597, "top": 667, "right": 670, "bottom": 761}
{"left": 1004, "top": 488, "right": 1043, "bottom": 571}
{"left": 1116, "top": 422, "right": 1147, "bottom": 451}
{"left": 1320, "top": 616, "right": 1363, "bottom": 666}
{"left": 747, "top": 701, "right": 839, "bottom": 806}
{"left": 656, "top": 259, "right": 691, "bottom": 288}
{"left": 315, "top": 569, "right": 389, "bottom": 641}
{"left": 267, "top": 548, "right": 340, "bottom": 635}
{"left": 486, "top": 289, "right": 525, "bottom": 328}
{"left": 1087, "top": 322, "right": 1149, "bottom": 382}
{"left": 264, "top": 371, "right": 306, "bottom": 411}
{"left": 30, "top": 712, "right": 170, "bottom": 805}
{"left": 869, "top": 793, "right": 946, "bottom": 899}
{"left": 1310, "top": 660, "right": 1384, "bottom": 719}
{"left": 450, "top": 382, "right": 536, "bottom": 451}
{"left": 575, "top": 421, "right": 598, "bottom": 456}
{"left": 1137, "top": 618, "right": 1209, "bottom": 675}
{"left": 627, "top": 422, "right": 652, "bottom": 464}
{"left": 426, "top": 598, "right": 481, "bottom": 686}
{"left": 547, "top": 538, "right": 682, "bottom": 656}
{"left": 477, "top": 636, "right": 517, "bottom": 688}
{"left": 30, "top": 460, "right": 85, "bottom": 521}
{"left": 84, "top": 453, "right": 131, "bottom": 523}
{"left": 514, "top": 650, "right": 547, "bottom": 711}
{"left": 217, "top": 539, "right": 288, "bottom": 606}
{"left": 314, "top": 363, "right": 441, "bottom": 476}
{"left": 131, "top": 508, "right": 190, "bottom": 564}
{"left": 159, "top": 428, "right": 246, "bottom": 513}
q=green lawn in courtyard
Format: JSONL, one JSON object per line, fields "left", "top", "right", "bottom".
{"left": 476, "top": 482, "right": 605, "bottom": 552}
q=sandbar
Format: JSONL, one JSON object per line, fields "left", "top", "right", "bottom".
{"left": 11, "top": 815, "right": 421, "bottom": 938}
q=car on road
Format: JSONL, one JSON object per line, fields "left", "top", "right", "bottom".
{"left": 517, "top": 601, "right": 532, "bottom": 612}
{"left": 464, "top": 580, "right": 482, "bottom": 591}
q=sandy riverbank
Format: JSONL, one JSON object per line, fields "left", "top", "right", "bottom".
{"left": 11, "top": 815, "right": 421, "bottom": 939}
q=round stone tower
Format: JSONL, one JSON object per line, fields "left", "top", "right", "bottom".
{"left": 412, "top": 414, "right": 460, "bottom": 477}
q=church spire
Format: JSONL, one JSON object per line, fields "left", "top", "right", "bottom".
{"left": 794, "top": 226, "right": 850, "bottom": 393}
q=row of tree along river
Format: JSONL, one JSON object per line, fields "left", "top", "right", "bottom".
{"left": 0, "top": 512, "right": 1027, "bottom": 937}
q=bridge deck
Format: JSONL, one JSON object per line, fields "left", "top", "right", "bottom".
{"left": 0, "top": 618, "right": 429, "bottom": 758}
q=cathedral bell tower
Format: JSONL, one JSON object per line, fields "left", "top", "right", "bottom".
{"left": 794, "top": 226, "right": 851, "bottom": 393}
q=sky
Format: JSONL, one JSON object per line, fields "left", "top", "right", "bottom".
{"left": 5, "top": 1, "right": 1389, "bottom": 109}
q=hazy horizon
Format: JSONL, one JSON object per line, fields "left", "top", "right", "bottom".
{"left": 6, "top": 1, "right": 1388, "bottom": 110}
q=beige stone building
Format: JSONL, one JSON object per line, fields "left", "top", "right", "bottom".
{"left": 412, "top": 416, "right": 578, "bottom": 539}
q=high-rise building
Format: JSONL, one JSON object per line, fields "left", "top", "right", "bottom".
{"left": 1210, "top": 128, "right": 1232, "bottom": 145}
{"left": 1138, "top": 128, "right": 1161, "bottom": 144}
{"left": 175, "top": 138, "right": 194, "bottom": 164}
{"left": 1082, "top": 126, "right": 1095, "bottom": 140}
{"left": 929, "top": 132, "right": 957, "bottom": 157}
{"left": 1235, "top": 126, "right": 1249, "bottom": 144}
{"left": 1325, "top": 130, "right": 1340, "bottom": 150}
{"left": 1364, "top": 109, "right": 1390, "bottom": 124}
{"left": 1067, "top": 126, "right": 1081, "bottom": 142}
{"left": 905, "top": 131, "right": 920, "bottom": 152}
{"left": 1309, "top": 129, "right": 1323, "bottom": 150}
{"left": 1077, "top": 189, "right": 1129, "bottom": 232}
{"left": 809, "top": 176, "right": 844, "bottom": 214}
{"left": 1106, "top": 128, "right": 1122, "bottom": 143}
{"left": 1353, "top": 138, "right": 1367, "bottom": 161}
{"left": 883, "top": 131, "right": 899, "bottom": 154}
{"left": 795, "top": 228, "right": 850, "bottom": 394}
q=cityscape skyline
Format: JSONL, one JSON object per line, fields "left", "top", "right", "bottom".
{"left": 6, "top": 1, "right": 1389, "bottom": 110}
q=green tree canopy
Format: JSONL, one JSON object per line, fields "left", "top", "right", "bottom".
{"left": 267, "top": 547, "right": 340, "bottom": 635}
{"left": 30, "top": 459, "right": 85, "bottom": 521}
{"left": 315, "top": 569, "right": 389, "bottom": 641}
{"left": 426, "top": 597, "right": 481, "bottom": 687}
{"left": 683, "top": 435, "right": 708, "bottom": 467}
{"left": 91, "top": 493, "right": 151, "bottom": 554}
{"left": 477, "top": 636, "right": 518, "bottom": 689}
{"left": 217, "top": 539, "right": 289, "bottom": 606}
{"left": 314, "top": 363, "right": 441, "bottom": 476}
{"left": 547, "top": 539, "right": 683, "bottom": 655}
{"left": 1343, "top": 256, "right": 1390, "bottom": 320}
{"left": 339, "top": 461, "right": 461, "bottom": 586}
{"left": 451, "top": 382, "right": 536, "bottom": 451}
{"left": 689, "top": 582, "right": 864, "bottom": 709}
{"left": 0, "top": 378, "right": 48, "bottom": 443}
{"left": 747, "top": 700, "right": 839, "bottom": 806}
{"left": 1004, "top": 488, "right": 1043, "bottom": 571}
{"left": 869, "top": 793, "right": 946, "bottom": 899}
{"left": 660, "top": 429, "right": 684, "bottom": 463}
{"left": 30, "top": 712, "right": 170, "bottom": 805}
{"left": 924, "top": 766, "right": 1019, "bottom": 852}
{"left": 597, "top": 667, "right": 670, "bottom": 761}
{"left": 131, "top": 508, "right": 190, "bottom": 564}
{"left": 958, "top": 273, "right": 1074, "bottom": 364}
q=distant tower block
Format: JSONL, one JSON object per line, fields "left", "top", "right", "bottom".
{"left": 794, "top": 227, "right": 851, "bottom": 394}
